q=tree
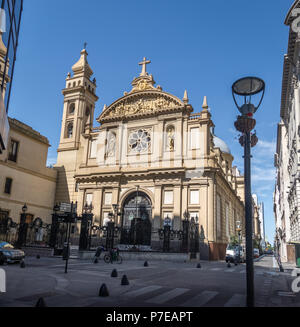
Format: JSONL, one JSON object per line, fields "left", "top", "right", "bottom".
{"left": 229, "top": 235, "right": 239, "bottom": 246}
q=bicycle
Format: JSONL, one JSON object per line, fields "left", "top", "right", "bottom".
{"left": 103, "top": 248, "right": 122, "bottom": 264}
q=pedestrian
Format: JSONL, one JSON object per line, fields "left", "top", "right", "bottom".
{"left": 93, "top": 245, "right": 104, "bottom": 262}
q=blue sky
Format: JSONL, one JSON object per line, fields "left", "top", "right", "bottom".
{"left": 7, "top": 0, "right": 294, "bottom": 242}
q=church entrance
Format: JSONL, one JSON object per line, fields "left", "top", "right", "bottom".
{"left": 120, "top": 191, "right": 152, "bottom": 246}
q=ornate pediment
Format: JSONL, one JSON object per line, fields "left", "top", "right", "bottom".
{"left": 97, "top": 91, "right": 184, "bottom": 122}
{"left": 97, "top": 57, "right": 192, "bottom": 123}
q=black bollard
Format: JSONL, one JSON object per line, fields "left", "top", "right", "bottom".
{"left": 94, "top": 258, "right": 98, "bottom": 264}
{"left": 121, "top": 274, "right": 129, "bottom": 285}
{"left": 35, "top": 297, "right": 46, "bottom": 307}
{"left": 144, "top": 261, "right": 148, "bottom": 267}
{"left": 227, "top": 261, "right": 231, "bottom": 268}
{"left": 197, "top": 263, "right": 201, "bottom": 268}
{"left": 36, "top": 255, "right": 40, "bottom": 259}
{"left": 111, "top": 269, "right": 118, "bottom": 277}
{"left": 20, "top": 260, "right": 25, "bottom": 268}
{"left": 99, "top": 283, "right": 109, "bottom": 297}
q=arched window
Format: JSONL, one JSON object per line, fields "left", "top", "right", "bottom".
{"left": 69, "top": 103, "right": 75, "bottom": 115}
{"left": 67, "top": 123, "right": 73, "bottom": 138}
{"left": 166, "top": 125, "right": 175, "bottom": 151}
{"left": 73, "top": 82, "right": 76, "bottom": 87}
{"left": 82, "top": 107, "right": 91, "bottom": 133}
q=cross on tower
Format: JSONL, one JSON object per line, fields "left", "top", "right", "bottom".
{"left": 84, "top": 42, "right": 87, "bottom": 50}
{"left": 139, "top": 57, "right": 151, "bottom": 76}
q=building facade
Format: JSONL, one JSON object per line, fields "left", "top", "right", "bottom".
{"left": 274, "top": 0, "right": 300, "bottom": 263}
{"left": 0, "top": 117, "right": 57, "bottom": 242}
{"left": 252, "top": 194, "right": 262, "bottom": 248}
{"left": 54, "top": 50, "right": 245, "bottom": 260}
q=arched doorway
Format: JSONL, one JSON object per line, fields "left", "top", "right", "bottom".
{"left": 121, "top": 191, "right": 152, "bottom": 246}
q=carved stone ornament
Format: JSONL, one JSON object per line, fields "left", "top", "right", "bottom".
{"left": 105, "top": 131, "right": 116, "bottom": 158}
{"left": 166, "top": 125, "right": 175, "bottom": 151}
{"left": 99, "top": 92, "right": 183, "bottom": 122}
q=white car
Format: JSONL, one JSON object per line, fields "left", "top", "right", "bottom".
{"left": 225, "top": 244, "right": 245, "bottom": 263}
{"left": 253, "top": 248, "right": 260, "bottom": 258}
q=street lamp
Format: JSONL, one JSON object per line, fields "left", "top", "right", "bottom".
{"left": 232, "top": 76, "right": 265, "bottom": 308}
{"left": 22, "top": 203, "right": 27, "bottom": 213}
{"left": 182, "top": 210, "right": 190, "bottom": 253}
{"left": 108, "top": 212, "right": 114, "bottom": 222}
{"left": 112, "top": 204, "right": 121, "bottom": 224}
{"left": 164, "top": 214, "right": 172, "bottom": 227}
{"left": 16, "top": 204, "right": 28, "bottom": 248}
{"left": 183, "top": 210, "right": 190, "bottom": 221}
{"left": 49, "top": 203, "right": 60, "bottom": 248}
{"left": 53, "top": 203, "right": 59, "bottom": 213}
{"left": 83, "top": 202, "right": 93, "bottom": 214}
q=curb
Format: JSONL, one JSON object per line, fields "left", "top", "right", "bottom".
{"left": 254, "top": 254, "right": 266, "bottom": 262}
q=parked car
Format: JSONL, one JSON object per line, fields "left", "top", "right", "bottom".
{"left": 264, "top": 249, "right": 273, "bottom": 255}
{"left": 0, "top": 241, "right": 25, "bottom": 264}
{"left": 253, "top": 248, "right": 260, "bottom": 258}
{"left": 225, "top": 244, "right": 245, "bottom": 263}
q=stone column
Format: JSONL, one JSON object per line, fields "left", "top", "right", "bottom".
{"left": 173, "top": 185, "right": 182, "bottom": 230}
{"left": 112, "top": 187, "right": 120, "bottom": 225}
{"left": 207, "top": 176, "right": 215, "bottom": 242}
{"left": 153, "top": 185, "right": 162, "bottom": 229}
{"left": 181, "top": 185, "right": 188, "bottom": 230}
{"left": 92, "top": 188, "right": 103, "bottom": 225}
{"left": 77, "top": 189, "right": 85, "bottom": 215}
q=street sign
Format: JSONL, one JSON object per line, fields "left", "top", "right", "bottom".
{"left": 59, "top": 202, "right": 77, "bottom": 213}
{"left": 57, "top": 214, "right": 77, "bottom": 224}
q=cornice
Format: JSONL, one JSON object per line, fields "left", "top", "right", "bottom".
{"left": 0, "top": 160, "right": 57, "bottom": 182}
{"left": 8, "top": 118, "right": 50, "bottom": 146}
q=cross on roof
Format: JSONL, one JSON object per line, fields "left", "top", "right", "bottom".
{"left": 139, "top": 57, "right": 151, "bottom": 76}
{"left": 84, "top": 42, "right": 87, "bottom": 50}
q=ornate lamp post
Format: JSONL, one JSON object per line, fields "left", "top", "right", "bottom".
{"left": 182, "top": 210, "right": 190, "bottom": 253}
{"left": 49, "top": 203, "right": 60, "bottom": 248}
{"left": 79, "top": 202, "right": 93, "bottom": 251}
{"left": 232, "top": 76, "right": 265, "bottom": 307}
{"left": 16, "top": 203, "right": 28, "bottom": 248}
{"left": 105, "top": 204, "right": 119, "bottom": 250}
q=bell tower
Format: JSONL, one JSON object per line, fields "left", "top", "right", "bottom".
{"left": 55, "top": 47, "right": 98, "bottom": 203}
{"left": 57, "top": 47, "right": 98, "bottom": 152}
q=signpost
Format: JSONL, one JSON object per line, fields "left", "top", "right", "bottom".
{"left": 62, "top": 201, "right": 77, "bottom": 274}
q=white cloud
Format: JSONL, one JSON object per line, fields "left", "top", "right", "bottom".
{"left": 46, "top": 157, "right": 57, "bottom": 167}
{"left": 254, "top": 139, "right": 276, "bottom": 157}
{"left": 252, "top": 166, "right": 275, "bottom": 183}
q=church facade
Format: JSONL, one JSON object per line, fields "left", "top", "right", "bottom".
{"left": 54, "top": 49, "right": 245, "bottom": 260}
